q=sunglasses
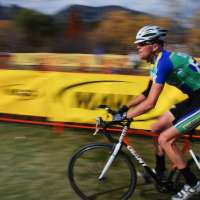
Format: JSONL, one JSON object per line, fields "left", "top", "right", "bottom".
{"left": 137, "top": 41, "right": 153, "bottom": 47}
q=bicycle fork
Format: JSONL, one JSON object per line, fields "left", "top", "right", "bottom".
{"left": 98, "top": 142, "right": 122, "bottom": 180}
{"left": 98, "top": 126, "right": 128, "bottom": 180}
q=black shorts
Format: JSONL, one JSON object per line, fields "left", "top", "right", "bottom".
{"left": 170, "top": 89, "right": 200, "bottom": 133}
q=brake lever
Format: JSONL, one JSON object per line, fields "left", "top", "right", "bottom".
{"left": 93, "top": 117, "right": 101, "bottom": 135}
{"left": 96, "top": 105, "right": 116, "bottom": 115}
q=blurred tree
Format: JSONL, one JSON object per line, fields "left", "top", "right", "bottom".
{"left": 91, "top": 11, "right": 139, "bottom": 53}
{"left": 66, "top": 10, "right": 83, "bottom": 39}
{"left": 154, "top": 18, "right": 172, "bottom": 29}
{"left": 64, "top": 10, "right": 87, "bottom": 52}
{"left": 132, "top": 15, "right": 172, "bottom": 32}
{"left": 192, "top": 10, "right": 200, "bottom": 28}
{"left": 0, "top": 20, "right": 14, "bottom": 29}
{"left": 14, "top": 8, "right": 57, "bottom": 50}
{"left": 0, "top": 20, "right": 14, "bottom": 51}
{"left": 91, "top": 11, "right": 172, "bottom": 54}
{"left": 187, "top": 10, "right": 200, "bottom": 55}
{"left": 0, "top": 20, "right": 24, "bottom": 52}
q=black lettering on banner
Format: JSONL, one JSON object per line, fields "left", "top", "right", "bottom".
{"left": 4, "top": 88, "right": 38, "bottom": 100}
{"left": 74, "top": 92, "right": 134, "bottom": 110}
{"left": 75, "top": 92, "right": 94, "bottom": 109}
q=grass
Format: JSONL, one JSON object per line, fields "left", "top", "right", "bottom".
{"left": 0, "top": 122, "right": 199, "bottom": 200}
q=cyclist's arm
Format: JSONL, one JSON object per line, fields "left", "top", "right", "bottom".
{"left": 126, "top": 79, "right": 153, "bottom": 108}
{"left": 126, "top": 55, "right": 173, "bottom": 118}
{"left": 126, "top": 83, "right": 164, "bottom": 118}
{"left": 127, "top": 94, "right": 146, "bottom": 108}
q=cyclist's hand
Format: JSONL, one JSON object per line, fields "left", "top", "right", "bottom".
{"left": 113, "top": 105, "right": 128, "bottom": 121}
{"left": 116, "top": 105, "right": 128, "bottom": 114}
{"left": 113, "top": 112, "right": 127, "bottom": 121}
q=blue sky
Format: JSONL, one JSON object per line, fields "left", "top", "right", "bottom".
{"left": 0, "top": 0, "right": 199, "bottom": 18}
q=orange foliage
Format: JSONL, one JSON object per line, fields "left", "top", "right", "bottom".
{"left": 92, "top": 11, "right": 172, "bottom": 52}
{"left": 0, "top": 20, "right": 14, "bottom": 29}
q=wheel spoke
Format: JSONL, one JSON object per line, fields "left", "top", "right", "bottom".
{"left": 68, "top": 143, "right": 137, "bottom": 200}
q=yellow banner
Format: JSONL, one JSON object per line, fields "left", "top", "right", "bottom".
{"left": 47, "top": 72, "right": 188, "bottom": 130}
{"left": 0, "top": 70, "right": 47, "bottom": 117}
{"left": 0, "top": 70, "right": 199, "bottom": 130}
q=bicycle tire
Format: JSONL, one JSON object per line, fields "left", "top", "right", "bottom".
{"left": 172, "top": 154, "right": 200, "bottom": 192}
{"left": 68, "top": 143, "right": 137, "bottom": 200}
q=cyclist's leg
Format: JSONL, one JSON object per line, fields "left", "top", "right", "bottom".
{"left": 151, "top": 111, "right": 175, "bottom": 177}
{"left": 152, "top": 111, "right": 175, "bottom": 154}
{"left": 158, "top": 126, "right": 200, "bottom": 200}
{"left": 152, "top": 111, "right": 175, "bottom": 134}
{"left": 158, "top": 126, "right": 186, "bottom": 169}
{"left": 158, "top": 95, "right": 199, "bottom": 167}
{"left": 158, "top": 106, "right": 200, "bottom": 200}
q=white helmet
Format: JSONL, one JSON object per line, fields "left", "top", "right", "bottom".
{"left": 134, "top": 25, "right": 168, "bottom": 44}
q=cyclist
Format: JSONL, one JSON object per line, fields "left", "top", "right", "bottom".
{"left": 115, "top": 25, "right": 200, "bottom": 200}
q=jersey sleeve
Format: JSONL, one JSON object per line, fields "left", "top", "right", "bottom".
{"left": 151, "top": 55, "right": 173, "bottom": 84}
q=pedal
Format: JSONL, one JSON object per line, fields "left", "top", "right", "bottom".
{"left": 155, "top": 181, "right": 174, "bottom": 193}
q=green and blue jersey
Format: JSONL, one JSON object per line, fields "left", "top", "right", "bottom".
{"left": 151, "top": 50, "right": 200, "bottom": 95}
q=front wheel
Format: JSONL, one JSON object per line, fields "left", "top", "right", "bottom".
{"left": 68, "top": 143, "right": 137, "bottom": 200}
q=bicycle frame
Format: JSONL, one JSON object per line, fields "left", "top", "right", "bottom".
{"left": 98, "top": 125, "right": 128, "bottom": 180}
{"left": 94, "top": 115, "right": 200, "bottom": 188}
{"left": 68, "top": 106, "right": 200, "bottom": 200}
{"left": 189, "top": 150, "right": 200, "bottom": 170}
{"left": 95, "top": 117, "right": 160, "bottom": 183}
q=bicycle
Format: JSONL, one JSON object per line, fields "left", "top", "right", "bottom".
{"left": 68, "top": 105, "right": 200, "bottom": 200}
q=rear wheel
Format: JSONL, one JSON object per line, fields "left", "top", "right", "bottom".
{"left": 173, "top": 154, "right": 200, "bottom": 193}
{"left": 68, "top": 143, "right": 137, "bottom": 200}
